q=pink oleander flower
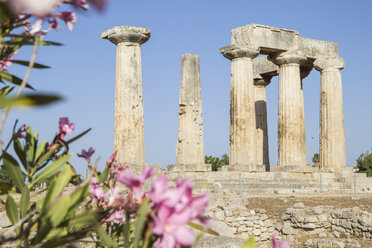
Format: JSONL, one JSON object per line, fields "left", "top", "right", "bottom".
{"left": 58, "top": 117, "right": 75, "bottom": 138}
{"left": 63, "top": 0, "right": 89, "bottom": 10}
{"left": 105, "top": 186, "right": 124, "bottom": 207}
{"left": 0, "top": 44, "right": 18, "bottom": 72}
{"left": 56, "top": 11, "right": 77, "bottom": 30}
{"left": 149, "top": 177, "right": 212, "bottom": 248}
{"left": 88, "top": 0, "right": 108, "bottom": 11}
{"left": 16, "top": 124, "right": 28, "bottom": 138}
{"left": 116, "top": 165, "right": 155, "bottom": 197}
{"left": 152, "top": 205, "right": 195, "bottom": 248}
{"left": 77, "top": 147, "right": 95, "bottom": 162}
{"left": 8, "top": 0, "right": 63, "bottom": 16}
{"left": 271, "top": 232, "right": 290, "bottom": 248}
{"left": 89, "top": 177, "right": 105, "bottom": 203}
{"left": 107, "top": 209, "right": 124, "bottom": 223}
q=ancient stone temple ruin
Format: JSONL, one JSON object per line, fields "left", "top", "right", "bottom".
{"left": 102, "top": 23, "right": 372, "bottom": 247}
{"left": 101, "top": 24, "right": 372, "bottom": 195}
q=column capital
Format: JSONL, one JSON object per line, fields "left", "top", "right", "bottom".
{"left": 314, "top": 57, "right": 344, "bottom": 72}
{"left": 218, "top": 45, "right": 259, "bottom": 60}
{"left": 254, "top": 74, "right": 271, "bottom": 86}
{"left": 101, "top": 26, "right": 150, "bottom": 45}
{"left": 269, "top": 50, "right": 308, "bottom": 66}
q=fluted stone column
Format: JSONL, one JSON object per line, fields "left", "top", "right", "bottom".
{"left": 101, "top": 26, "right": 150, "bottom": 165}
{"left": 254, "top": 76, "right": 270, "bottom": 171}
{"left": 314, "top": 58, "right": 346, "bottom": 172}
{"left": 219, "top": 45, "right": 259, "bottom": 169}
{"left": 270, "top": 51, "right": 307, "bottom": 167}
{"left": 176, "top": 54, "right": 205, "bottom": 165}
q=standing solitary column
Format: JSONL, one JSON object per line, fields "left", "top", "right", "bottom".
{"left": 254, "top": 76, "right": 270, "bottom": 171}
{"left": 176, "top": 54, "right": 205, "bottom": 164}
{"left": 101, "top": 26, "right": 150, "bottom": 164}
{"left": 219, "top": 45, "right": 259, "bottom": 168}
{"left": 270, "top": 50, "right": 307, "bottom": 167}
{"left": 314, "top": 58, "right": 346, "bottom": 172}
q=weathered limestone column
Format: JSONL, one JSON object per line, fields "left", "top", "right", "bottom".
{"left": 176, "top": 54, "right": 205, "bottom": 165}
{"left": 314, "top": 58, "right": 346, "bottom": 172}
{"left": 270, "top": 50, "right": 307, "bottom": 167}
{"left": 219, "top": 45, "right": 259, "bottom": 168}
{"left": 254, "top": 76, "right": 270, "bottom": 171}
{"left": 101, "top": 26, "right": 150, "bottom": 165}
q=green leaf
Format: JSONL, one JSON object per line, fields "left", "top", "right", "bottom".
{"left": 123, "top": 210, "right": 131, "bottom": 248}
{"left": 0, "top": 86, "right": 14, "bottom": 97}
{"left": 66, "top": 128, "right": 92, "bottom": 145}
{"left": 0, "top": 182, "right": 14, "bottom": 194}
{"left": 0, "top": 94, "right": 62, "bottom": 108}
{"left": 42, "top": 165, "right": 73, "bottom": 211}
{"left": 95, "top": 223, "right": 118, "bottom": 248}
{"left": 11, "top": 60, "right": 50, "bottom": 69}
{"left": 20, "top": 188, "right": 30, "bottom": 218}
{"left": 26, "top": 127, "right": 36, "bottom": 165}
{"left": 98, "top": 167, "right": 109, "bottom": 184}
{"left": 39, "top": 40, "right": 63, "bottom": 46}
{"left": 0, "top": 71, "right": 34, "bottom": 89}
{"left": 14, "top": 138, "right": 28, "bottom": 172}
{"left": 68, "top": 211, "right": 103, "bottom": 228}
{"left": 35, "top": 140, "right": 47, "bottom": 162}
{"left": 133, "top": 198, "right": 150, "bottom": 248}
{"left": 188, "top": 222, "right": 220, "bottom": 236}
{"left": 32, "top": 154, "right": 72, "bottom": 187}
{"left": 6, "top": 195, "right": 18, "bottom": 225}
{"left": 34, "top": 148, "right": 54, "bottom": 169}
{"left": 241, "top": 235, "right": 256, "bottom": 248}
{"left": 2, "top": 152, "right": 25, "bottom": 192}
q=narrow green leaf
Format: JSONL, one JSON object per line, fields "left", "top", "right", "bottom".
{"left": 69, "top": 181, "right": 89, "bottom": 210}
{"left": 0, "top": 182, "right": 14, "bottom": 194}
{"left": 68, "top": 211, "right": 103, "bottom": 228}
{"left": 11, "top": 60, "right": 50, "bottom": 69}
{"left": 42, "top": 165, "right": 73, "bottom": 211}
{"left": 39, "top": 40, "right": 63, "bottom": 46}
{"left": 133, "top": 198, "right": 150, "bottom": 248}
{"left": 0, "top": 94, "right": 62, "bottom": 108}
{"left": 0, "top": 71, "right": 34, "bottom": 89}
{"left": 35, "top": 140, "right": 47, "bottom": 162}
{"left": 123, "top": 210, "right": 131, "bottom": 248}
{"left": 34, "top": 148, "right": 54, "bottom": 168}
{"left": 2, "top": 152, "right": 25, "bottom": 192}
{"left": 98, "top": 167, "right": 109, "bottom": 184}
{"left": 241, "top": 235, "right": 256, "bottom": 248}
{"left": 32, "top": 154, "right": 72, "bottom": 187}
{"left": 95, "top": 224, "right": 118, "bottom": 248}
{"left": 0, "top": 86, "right": 14, "bottom": 97}
{"left": 188, "top": 222, "right": 220, "bottom": 236}
{"left": 6, "top": 195, "right": 18, "bottom": 225}
{"left": 66, "top": 128, "right": 92, "bottom": 145}
{"left": 26, "top": 127, "right": 36, "bottom": 165}
{"left": 20, "top": 188, "right": 30, "bottom": 218}
{"left": 14, "top": 138, "right": 28, "bottom": 172}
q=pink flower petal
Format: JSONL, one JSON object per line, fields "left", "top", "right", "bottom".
{"left": 174, "top": 226, "right": 195, "bottom": 246}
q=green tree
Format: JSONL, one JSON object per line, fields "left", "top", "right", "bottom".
{"left": 205, "top": 153, "right": 229, "bottom": 171}
{"left": 312, "top": 153, "right": 320, "bottom": 164}
{"left": 356, "top": 150, "right": 372, "bottom": 177}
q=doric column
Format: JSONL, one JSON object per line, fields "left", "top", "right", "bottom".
{"left": 101, "top": 26, "right": 150, "bottom": 164}
{"left": 270, "top": 50, "right": 308, "bottom": 167}
{"left": 314, "top": 58, "right": 346, "bottom": 172}
{"left": 219, "top": 45, "right": 259, "bottom": 167}
{"left": 253, "top": 76, "right": 271, "bottom": 171}
{"left": 176, "top": 54, "right": 205, "bottom": 164}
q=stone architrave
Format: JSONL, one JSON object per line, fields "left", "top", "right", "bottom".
{"left": 270, "top": 50, "right": 307, "bottom": 167}
{"left": 101, "top": 26, "right": 150, "bottom": 165}
{"left": 219, "top": 45, "right": 259, "bottom": 168}
{"left": 314, "top": 58, "right": 346, "bottom": 172}
{"left": 176, "top": 54, "right": 205, "bottom": 165}
{"left": 253, "top": 76, "right": 270, "bottom": 171}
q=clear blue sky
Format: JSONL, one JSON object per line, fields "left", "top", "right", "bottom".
{"left": 5, "top": 0, "right": 372, "bottom": 176}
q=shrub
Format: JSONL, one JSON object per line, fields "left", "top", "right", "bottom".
{"left": 356, "top": 150, "right": 372, "bottom": 177}
{"left": 205, "top": 153, "right": 229, "bottom": 171}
